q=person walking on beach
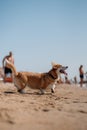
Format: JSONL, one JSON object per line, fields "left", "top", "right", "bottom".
{"left": 2, "top": 51, "right": 14, "bottom": 81}
{"left": 74, "top": 76, "right": 77, "bottom": 84}
{"left": 79, "top": 65, "right": 84, "bottom": 87}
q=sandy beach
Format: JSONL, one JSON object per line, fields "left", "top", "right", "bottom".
{"left": 0, "top": 82, "right": 87, "bottom": 130}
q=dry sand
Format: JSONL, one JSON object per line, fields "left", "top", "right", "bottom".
{"left": 0, "top": 82, "right": 87, "bottom": 130}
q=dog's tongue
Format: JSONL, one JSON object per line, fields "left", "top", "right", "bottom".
{"left": 60, "top": 70, "right": 67, "bottom": 75}
{"left": 60, "top": 66, "right": 68, "bottom": 75}
{"left": 64, "top": 71, "right": 67, "bottom": 75}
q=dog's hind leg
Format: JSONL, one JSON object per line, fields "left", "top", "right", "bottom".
{"left": 18, "top": 89, "right": 26, "bottom": 94}
{"left": 14, "top": 81, "right": 26, "bottom": 94}
{"left": 40, "top": 88, "right": 45, "bottom": 95}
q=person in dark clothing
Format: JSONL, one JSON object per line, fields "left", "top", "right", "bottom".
{"left": 79, "top": 65, "right": 84, "bottom": 87}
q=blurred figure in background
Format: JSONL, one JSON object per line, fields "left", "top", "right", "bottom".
{"left": 79, "top": 65, "right": 84, "bottom": 87}
{"left": 2, "top": 51, "right": 14, "bottom": 81}
{"left": 65, "top": 76, "right": 71, "bottom": 84}
{"left": 74, "top": 76, "right": 77, "bottom": 84}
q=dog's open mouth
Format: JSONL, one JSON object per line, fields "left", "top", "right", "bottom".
{"left": 60, "top": 66, "right": 68, "bottom": 75}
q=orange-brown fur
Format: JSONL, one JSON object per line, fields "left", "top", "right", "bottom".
{"left": 6, "top": 60, "right": 63, "bottom": 94}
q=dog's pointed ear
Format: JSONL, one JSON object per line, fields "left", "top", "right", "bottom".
{"left": 51, "top": 62, "right": 57, "bottom": 68}
{"left": 51, "top": 62, "right": 62, "bottom": 69}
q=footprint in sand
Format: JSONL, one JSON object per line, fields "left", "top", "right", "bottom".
{"left": 42, "top": 109, "right": 50, "bottom": 112}
{"left": 0, "top": 109, "right": 15, "bottom": 124}
{"left": 78, "top": 110, "right": 87, "bottom": 114}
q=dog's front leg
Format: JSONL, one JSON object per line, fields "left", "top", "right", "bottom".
{"left": 51, "top": 83, "right": 56, "bottom": 93}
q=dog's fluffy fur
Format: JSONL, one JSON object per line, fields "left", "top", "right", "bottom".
{"left": 6, "top": 60, "right": 67, "bottom": 94}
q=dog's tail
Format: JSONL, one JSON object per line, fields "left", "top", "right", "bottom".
{"left": 6, "top": 59, "right": 18, "bottom": 76}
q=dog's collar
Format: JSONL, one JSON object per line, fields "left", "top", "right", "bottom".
{"left": 49, "top": 73, "right": 57, "bottom": 80}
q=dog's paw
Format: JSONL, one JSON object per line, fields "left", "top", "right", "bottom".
{"left": 18, "top": 89, "right": 26, "bottom": 94}
{"left": 40, "top": 89, "right": 45, "bottom": 95}
{"left": 51, "top": 88, "right": 55, "bottom": 93}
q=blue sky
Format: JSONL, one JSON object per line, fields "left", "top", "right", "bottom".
{"left": 0, "top": 0, "right": 87, "bottom": 81}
